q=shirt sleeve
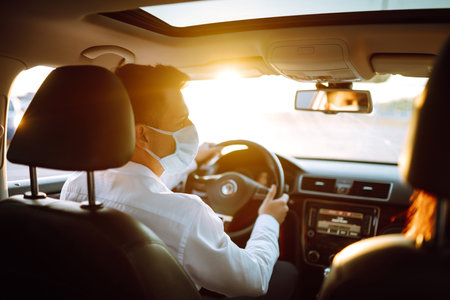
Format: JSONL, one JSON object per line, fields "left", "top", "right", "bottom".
{"left": 181, "top": 203, "right": 280, "bottom": 297}
{"left": 60, "top": 171, "right": 85, "bottom": 201}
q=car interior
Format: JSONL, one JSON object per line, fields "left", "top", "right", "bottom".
{"left": 1, "top": 0, "right": 449, "bottom": 299}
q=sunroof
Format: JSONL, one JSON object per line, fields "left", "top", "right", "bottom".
{"left": 142, "top": 0, "right": 450, "bottom": 27}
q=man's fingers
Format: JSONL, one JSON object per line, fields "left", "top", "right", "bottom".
{"left": 263, "top": 184, "right": 277, "bottom": 203}
{"left": 278, "top": 193, "right": 289, "bottom": 204}
{"left": 195, "top": 143, "right": 223, "bottom": 164}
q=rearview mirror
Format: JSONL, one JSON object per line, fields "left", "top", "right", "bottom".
{"left": 295, "top": 89, "right": 372, "bottom": 114}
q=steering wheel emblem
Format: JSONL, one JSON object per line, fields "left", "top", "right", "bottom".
{"left": 220, "top": 180, "right": 238, "bottom": 196}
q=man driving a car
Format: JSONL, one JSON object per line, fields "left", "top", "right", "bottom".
{"left": 60, "top": 64, "right": 298, "bottom": 299}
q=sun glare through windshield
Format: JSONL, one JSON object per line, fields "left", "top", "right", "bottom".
{"left": 183, "top": 74, "right": 427, "bottom": 164}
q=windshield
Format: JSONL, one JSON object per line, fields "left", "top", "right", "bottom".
{"left": 183, "top": 74, "right": 427, "bottom": 164}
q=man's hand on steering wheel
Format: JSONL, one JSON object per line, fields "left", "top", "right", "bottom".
{"left": 195, "top": 142, "right": 223, "bottom": 165}
{"left": 258, "top": 185, "right": 290, "bottom": 224}
{"left": 185, "top": 139, "right": 286, "bottom": 240}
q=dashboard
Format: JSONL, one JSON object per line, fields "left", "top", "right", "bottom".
{"left": 279, "top": 155, "right": 412, "bottom": 268}
{"left": 302, "top": 199, "right": 379, "bottom": 266}
{"left": 207, "top": 150, "right": 412, "bottom": 272}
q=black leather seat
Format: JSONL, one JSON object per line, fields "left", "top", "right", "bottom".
{"left": 318, "top": 36, "right": 450, "bottom": 300}
{"left": 0, "top": 65, "right": 201, "bottom": 300}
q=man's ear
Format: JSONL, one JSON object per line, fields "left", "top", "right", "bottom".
{"left": 135, "top": 124, "right": 150, "bottom": 149}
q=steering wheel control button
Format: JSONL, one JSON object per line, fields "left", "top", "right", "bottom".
{"left": 307, "top": 250, "right": 320, "bottom": 263}
{"left": 307, "top": 229, "right": 316, "bottom": 238}
{"left": 220, "top": 179, "right": 238, "bottom": 197}
{"left": 253, "top": 186, "right": 269, "bottom": 201}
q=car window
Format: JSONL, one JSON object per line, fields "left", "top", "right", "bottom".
{"left": 7, "top": 66, "right": 72, "bottom": 181}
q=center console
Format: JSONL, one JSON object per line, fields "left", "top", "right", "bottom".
{"left": 303, "top": 199, "right": 380, "bottom": 267}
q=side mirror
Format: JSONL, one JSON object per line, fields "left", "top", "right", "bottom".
{"left": 295, "top": 89, "right": 372, "bottom": 114}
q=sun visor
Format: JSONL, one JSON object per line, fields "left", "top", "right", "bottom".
{"left": 371, "top": 54, "right": 435, "bottom": 77}
{"left": 267, "top": 39, "right": 365, "bottom": 82}
{"left": 180, "top": 57, "right": 277, "bottom": 80}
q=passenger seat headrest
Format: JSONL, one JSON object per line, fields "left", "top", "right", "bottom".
{"left": 7, "top": 65, "right": 135, "bottom": 171}
{"left": 399, "top": 37, "right": 450, "bottom": 197}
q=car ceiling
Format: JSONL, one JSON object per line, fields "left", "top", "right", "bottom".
{"left": 1, "top": 0, "right": 450, "bottom": 82}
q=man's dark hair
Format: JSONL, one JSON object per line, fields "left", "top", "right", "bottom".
{"left": 115, "top": 64, "right": 190, "bottom": 126}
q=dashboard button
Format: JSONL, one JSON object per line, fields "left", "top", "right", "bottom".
{"left": 307, "top": 250, "right": 320, "bottom": 263}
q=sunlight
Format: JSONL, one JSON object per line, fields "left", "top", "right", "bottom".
{"left": 13, "top": 112, "right": 24, "bottom": 129}
{"left": 221, "top": 145, "right": 248, "bottom": 155}
{"left": 9, "top": 66, "right": 53, "bottom": 98}
{"left": 183, "top": 75, "right": 310, "bottom": 146}
{"left": 183, "top": 70, "right": 260, "bottom": 145}
{"left": 216, "top": 69, "right": 242, "bottom": 82}
{"left": 182, "top": 74, "right": 426, "bottom": 163}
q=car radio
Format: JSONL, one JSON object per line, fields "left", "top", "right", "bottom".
{"left": 303, "top": 199, "right": 380, "bottom": 267}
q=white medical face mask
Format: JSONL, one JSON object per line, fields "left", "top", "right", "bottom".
{"left": 144, "top": 124, "right": 199, "bottom": 174}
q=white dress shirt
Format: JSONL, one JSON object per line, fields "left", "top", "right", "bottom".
{"left": 60, "top": 161, "right": 280, "bottom": 297}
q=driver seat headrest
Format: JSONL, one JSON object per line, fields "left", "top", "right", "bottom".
{"left": 7, "top": 65, "right": 135, "bottom": 171}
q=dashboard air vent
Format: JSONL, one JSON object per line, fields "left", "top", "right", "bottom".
{"left": 349, "top": 181, "right": 391, "bottom": 199}
{"left": 301, "top": 176, "right": 336, "bottom": 193}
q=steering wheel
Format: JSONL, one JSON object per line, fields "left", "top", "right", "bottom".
{"left": 185, "top": 140, "right": 285, "bottom": 240}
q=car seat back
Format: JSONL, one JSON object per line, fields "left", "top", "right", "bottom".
{"left": 1, "top": 65, "right": 201, "bottom": 300}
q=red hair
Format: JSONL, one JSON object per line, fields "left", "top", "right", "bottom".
{"left": 404, "top": 189, "right": 437, "bottom": 242}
